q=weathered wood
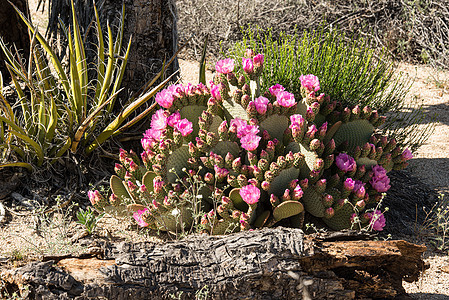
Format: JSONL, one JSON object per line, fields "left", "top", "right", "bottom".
{"left": 0, "top": 227, "right": 426, "bottom": 299}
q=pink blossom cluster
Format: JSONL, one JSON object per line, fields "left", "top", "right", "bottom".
{"left": 230, "top": 118, "right": 261, "bottom": 151}
{"left": 268, "top": 84, "right": 296, "bottom": 108}
{"left": 335, "top": 153, "right": 357, "bottom": 172}
{"left": 88, "top": 190, "right": 102, "bottom": 206}
{"left": 133, "top": 208, "right": 149, "bottom": 227}
{"left": 299, "top": 74, "right": 320, "bottom": 92}
{"left": 370, "top": 165, "right": 391, "bottom": 192}
{"left": 142, "top": 109, "right": 193, "bottom": 151}
{"left": 242, "top": 53, "right": 264, "bottom": 75}
{"left": 215, "top": 58, "right": 235, "bottom": 74}
{"left": 251, "top": 96, "right": 269, "bottom": 114}
{"left": 239, "top": 184, "right": 261, "bottom": 205}
{"left": 155, "top": 83, "right": 209, "bottom": 109}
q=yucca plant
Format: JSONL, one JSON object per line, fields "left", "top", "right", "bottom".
{"left": 89, "top": 50, "right": 413, "bottom": 234}
{"left": 0, "top": 0, "right": 175, "bottom": 169}
{"left": 226, "top": 27, "right": 435, "bottom": 152}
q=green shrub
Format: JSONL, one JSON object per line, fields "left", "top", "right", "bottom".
{"left": 226, "top": 27, "right": 435, "bottom": 152}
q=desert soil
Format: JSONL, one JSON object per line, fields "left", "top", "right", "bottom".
{"left": 0, "top": 1, "right": 448, "bottom": 298}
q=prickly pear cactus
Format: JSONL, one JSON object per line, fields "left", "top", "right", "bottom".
{"left": 88, "top": 50, "right": 413, "bottom": 234}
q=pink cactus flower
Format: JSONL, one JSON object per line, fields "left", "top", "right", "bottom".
{"left": 167, "top": 111, "right": 181, "bottom": 127}
{"left": 353, "top": 180, "right": 366, "bottom": 198}
{"left": 402, "top": 148, "right": 413, "bottom": 161}
{"left": 306, "top": 124, "right": 318, "bottom": 138}
{"left": 151, "top": 109, "right": 168, "bottom": 130}
{"left": 143, "top": 128, "right": 164, "bottom": 142}
{"left": 239, "top": 124, "right": 260, "bottom": 138}
{"left": 253, "top": 54, "right": 264, "bottom": 67}
{"left": 372, "top": 165, "right": 387, "bottom": 177}
{"left": 253, "top": 96, "right": 269, "bottom": 114}
{"left": 239, "top": 184, "right": 261, "bottom": 205}
{"left": 88, "top": 190, "right": 101, "bottom": 205}
{"left": 215, "top": 58, "right": 235, "bottom": 74}
{"left": 155, "top": 89, "right": 174, "bottom": 109}
{"left": 269, "top": 84, "right": 285, "bottom": 97}
{"left": 343, "top": 178, "right": 355, "bottom": 191}
{"left": 240, "top": 133, "right": 261, "bottom": 151}
{"left": 335, "top": 153, "right": 357, "bottom": 172}
{"left": 214, "top": 165, "right": 229, "bottom": 179}
{"left": 289, "top": 114, "right": 305, "bottom": 129}
{"left": 242, "top": 58, "right": 254, "bottom": 74}
{"left": 276, "top": 91, "right": 296, "bottom": 108}
{"left": 299, "top": 74, "right": 320, "bottom": 92}
{"left": 133, "top": 208, "right": 149, "bottom": 227}
{"left": 370, "top": 174, "right": 391, "bottom": 192}
{"left": 230, "top": 118, "right": 249, "bottom": 138}
{"left": 210, "top": 83, "right": 222, "bottom": 101}
{"left": 174, "top": 118, "right": 193, "bottom": 136}
{"left": 366, "top": 210, "right": 386, "bottom": 231}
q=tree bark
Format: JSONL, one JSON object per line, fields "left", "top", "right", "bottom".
{"left": 0, "top": 0, "right": 30, "bottom": 83}
{"left": 0, "top": 227, "right": 427, "bottom": 299}
{"left": 47, "top": 0, "right": 178, "bottom": 97}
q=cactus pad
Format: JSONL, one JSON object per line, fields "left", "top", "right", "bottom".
{"left": 268, "top": 166, "right": 300, "bottom": 197}
{"left": 356, "top": 157, "right": 378, "bottom": 169}
{"left": 332, "top": 119, "right": 374, "bottom": 151}
{"left": 260, "top": 115, "right": 289, "bottom": 142}
{"left": 302, "top": 187, "right": 325, "bottom": 217}
{"left": 323, "top": 203, "right": 355, "bottom": 230}
{"left": 166, "top": 145, "right": 191, "bottom": 183}
{"left": 110, "top": 175, "right": 132, "bottom": 203}
{"left": 273, "top": 201, "right": 304, "bottom": 221}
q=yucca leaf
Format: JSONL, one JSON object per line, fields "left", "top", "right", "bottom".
{"left": 199, "top": 35, "right": 208, "bottom": 84}
{"left": 67, "top": 26, "right": 83, "bottom": 118}
{"left": 9, "top": 130, "right": 44, "bottom": 166}
{"left": 0, "top": 90, "right": 16, "bottom": 124}
{"left": 0, "top": 115, "right": 26, "bottom": 136}
{"left": 55, "top": 137, "right": 71, "bottom": 158}
{"left": 71, "top": 88, "right": 123, "bottom": 153}
{"left": 86, "top": 73, "right": 176, "bottom": 154}
{"left": 108, "top": 36, "right": 132, "bottom": 112}
{"left": 70, "top": 0, "right": 88, "bottom": 113}
{"left": 46, "top": 95, "right": 58, "bottom": 141}
{"left": 0, "top": 162, "right": 33, "bottom": 171}
{"left": 96, "top": 23, "right": 115, "bottom": 107}
{"left": 37, "top": 94, "right": 47, "bottom": 144}
{"left": 8, "top": 1, "right": 71, "bottom": 103}
{"left": 93, "top": 0, "right": 105, "bottom": 101}
{"left": 6, "top": 66, "right": 28, "bottom": 120}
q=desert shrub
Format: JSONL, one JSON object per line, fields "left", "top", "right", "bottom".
{"left": 226, "top": 27, "right": 435, "bottom": 152}
{"left": 177, "top": 0, "right": 449, "bottom": 69}
{"left": 90, "top": 51, "right": 413, "bottom": 235}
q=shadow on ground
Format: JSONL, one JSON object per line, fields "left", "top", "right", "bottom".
{"left": 382, "top": 169, "right": 441, "bottom": 237}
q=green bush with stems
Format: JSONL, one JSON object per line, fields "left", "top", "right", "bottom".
{"left": 0, "top": 0, "right": 176, "bottom": 169}
{"left": 226, "top": 27, "right": 435, "bottom": 152}
{"left": 88, "top": 48, "right": 413, "bottom": 235}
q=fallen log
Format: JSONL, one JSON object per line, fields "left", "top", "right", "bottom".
{"left": 0, "top": 227, "right": 427, "bottom": 299}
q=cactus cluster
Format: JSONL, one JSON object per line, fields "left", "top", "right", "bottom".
{"left": 89, "top": 50, "right": 413, "bottom": 234}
